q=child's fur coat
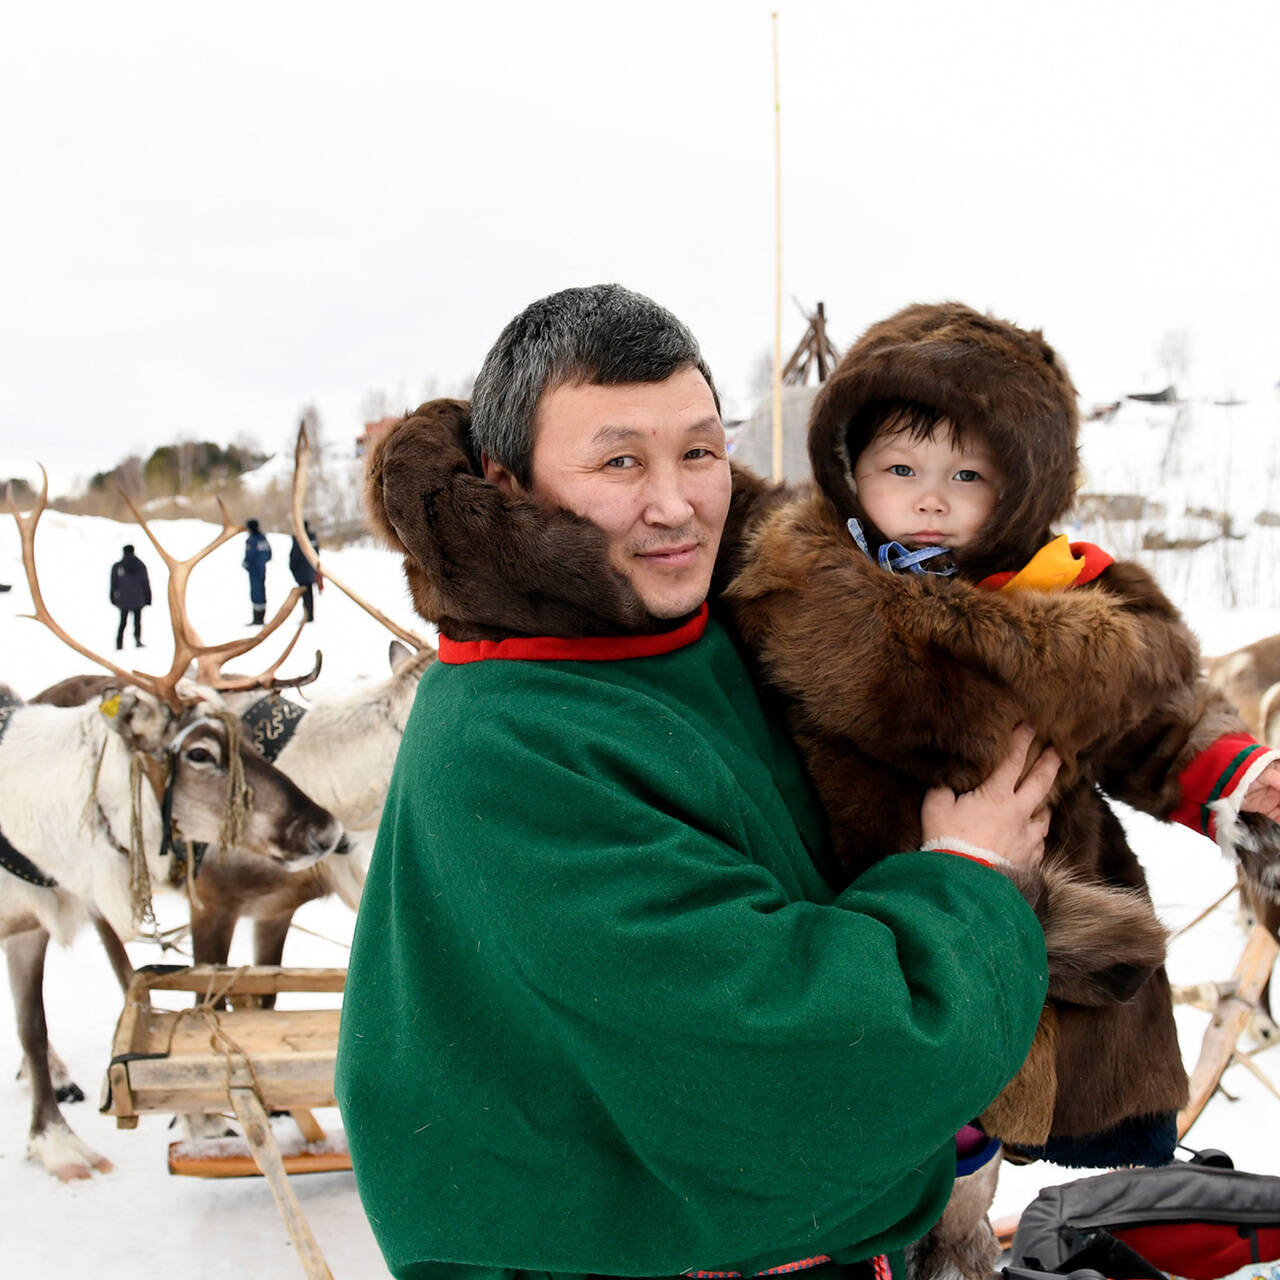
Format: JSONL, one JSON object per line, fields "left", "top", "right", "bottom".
{"left": 722, "top": 302, "right": 1280, "bottom": 1162}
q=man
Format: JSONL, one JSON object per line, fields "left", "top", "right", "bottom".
{"left": 241, "top": 517, "right": 271, "bottom": 625}
{"left": 337, "top": 285, "right": 1055, "bottom": 1280}
{"left": 108, "top": 542, "right": 151, "bottom": 649}
{"left": 288, "top": 519, "right": 323, "bottom": 622}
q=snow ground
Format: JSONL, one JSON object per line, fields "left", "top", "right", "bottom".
{"left": 4, "top": 399, "right": 1280, "bottom": 1276}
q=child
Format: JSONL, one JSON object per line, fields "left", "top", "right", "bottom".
{"left": 725, "top": 301, "right": 1280, "bottom": 1169}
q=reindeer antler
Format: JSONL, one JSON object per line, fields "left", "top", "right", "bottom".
{"left": 292, "top": 423, "right": 431, "bottom": 650}
{"left": 113, "top": 489, "right": 320, "bottom": 705}
{"left": 8, "top": 468, "right": 160, "bottom": 695}
{"left": 8, "top": 468, "right": 314, "bottom": 713}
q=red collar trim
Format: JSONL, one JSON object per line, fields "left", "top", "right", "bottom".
{"left": 437, "top": 602, "right": 709, "bottom": 664}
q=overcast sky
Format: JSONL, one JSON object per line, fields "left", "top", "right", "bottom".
{"left": 3, "top": 0, "right": 1278, "bottom": 493}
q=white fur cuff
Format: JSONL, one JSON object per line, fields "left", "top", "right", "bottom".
{"left": 921, "top": 837, "right": 1012, "bottom": 870}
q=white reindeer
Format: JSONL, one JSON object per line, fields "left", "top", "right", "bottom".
{"left": 3, "top": 477, "right": 349, "bottom": 1181}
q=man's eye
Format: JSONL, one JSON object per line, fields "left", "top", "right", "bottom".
{"left": 889, "top": 464, "right": 913, "bottom": 477}
{"left": 685, "top": 447, "right": 713, "bottom": 460}
{"left": 605, "top": 456, "right": 638, "bottom": 469}
{"left": 954, "top": 469, "right": 981, "bottom": 482}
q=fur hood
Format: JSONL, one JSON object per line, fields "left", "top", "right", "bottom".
{"left": 808, "top": 302, "right": 1080, "bottom": 578}
{"left": 363, "top": 397, "right": 780, "bottom": 641}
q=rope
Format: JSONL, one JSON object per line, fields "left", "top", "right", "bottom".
{"left": 127, "top": 753, "right": 158, "bottom": 932}
{"left": 212, "top": 709, "right": 252, "bottom": 853}
{"left": 284, "top": 919, "right": 352, "bottom": 951}
{"left": 1169, "top": 883, "right": 1238, "bottom": 941}
{"left": 163, "top": 966, "right": 270, "bottom": 1104}
{"left": 79, "top": 738, "right": 109, "bottom": 834}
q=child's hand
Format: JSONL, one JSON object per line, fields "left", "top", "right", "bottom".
{"left": 921, "top": 724, "right": 1060, "bottom": 868}
{"left": 1240, "top": 760, "right": 1280, "bottom": 823}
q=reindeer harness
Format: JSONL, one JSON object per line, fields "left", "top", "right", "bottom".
{"left": 240, "top": 694, "right": 307, "bottom": 764}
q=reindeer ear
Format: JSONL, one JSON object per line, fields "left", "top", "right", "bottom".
{"left": 388, "top": 639, "right": 413, "bottom": 673}
{"left": 98, "top": 687, "right": 170, "bottom": 752}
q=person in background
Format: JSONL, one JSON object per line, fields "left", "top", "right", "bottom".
{"left": 242, "top": 517, "right": 272, "bottom": 625}
{"left": 108, "top": 542, "right": 151, "bottom": 649}
{"left": 289, "top": 520, "right": 324, "bottom": 622}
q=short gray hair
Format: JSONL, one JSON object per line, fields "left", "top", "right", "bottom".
{"left": 470, "top": 284, "right": 720, "bottom": 486}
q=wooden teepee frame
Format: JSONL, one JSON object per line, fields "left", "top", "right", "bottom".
{"left": 780, "top": 301, "right": 841, "bottom": 386}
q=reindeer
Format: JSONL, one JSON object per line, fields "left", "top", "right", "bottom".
{"left": 3, "top": 475, "right": 350, "bottom": 1181}
{"left": 1207, "top": 634, "right": 1280, "bottom": 1037}
{"left": 33, "top": 428, "right": 437, "bottom": 999}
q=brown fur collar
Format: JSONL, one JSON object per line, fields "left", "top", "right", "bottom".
{"left": 363, "top": 397, "right": 793, "bottom": 642}
{"left": 808, "top": 302, "right": 1080, "bottom": 580}
{"left": 363, "top": 399, "right": 656, "bottom": 641}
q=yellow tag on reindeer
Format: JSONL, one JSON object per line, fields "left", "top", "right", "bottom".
{"left": 100, "top": 693, "right": 122, "bottom": 719}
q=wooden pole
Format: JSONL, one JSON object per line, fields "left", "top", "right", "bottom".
{"left": 771, "top": 12, "right": 783, "bottom": 481}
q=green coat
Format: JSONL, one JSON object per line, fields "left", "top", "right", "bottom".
{"left": 336, "top": 614, "right": 1048, "bottom": 1280}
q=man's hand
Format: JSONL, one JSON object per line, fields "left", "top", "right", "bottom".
{"left": 921, "top": 724, "right": 1061, "bottom": 869}
{"left": 1240, "top": 759, "right": 1280, "bottom": 823}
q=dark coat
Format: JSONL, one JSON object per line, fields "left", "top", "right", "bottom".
{"left": 289, "top": 530, "right": 319, "bottom": 587}
{"left": 242, "top": 531, "right": 271, "bottom": 603}
{"left": 109, "top": 553, "right": 151, "bottom": 611}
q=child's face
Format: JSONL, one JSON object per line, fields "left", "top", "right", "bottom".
{"left": 853, "top": 425, "right": 1002, "bottom": 551}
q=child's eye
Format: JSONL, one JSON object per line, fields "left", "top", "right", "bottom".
{"left": 954, "top": 469, "right": 981, "bottom": 482}
{"left": 889, "top": 464, "right": 914, "bottom": 477}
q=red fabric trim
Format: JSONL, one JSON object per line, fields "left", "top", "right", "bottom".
{"left": 1071, "top": 541, "right": 1113, "bottom": 584}
{"left": 1170, "top": 731, "right": 1268, "bottom": 837}
{"left": 976, "top": 542, "right": 1113, "bottom": 593}
{"left": 932, "top": 848, "right": 995, "bottom": 869}
{"left": 437, "top": 603, "right": 708, "bottom": 664}
{"left": 683, "top": 1256, "right": 833, "bottom": 1279}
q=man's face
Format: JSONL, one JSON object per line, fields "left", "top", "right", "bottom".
{"left": 853, "top": 424, "right": 1002, "bottom": 550}
{"left": 485, "top": 367, "right": 731, "bottom": 619}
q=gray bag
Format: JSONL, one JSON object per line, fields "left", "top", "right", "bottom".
{"left": 1009, "top": 1152, "right": 1280, "bottom": 1278}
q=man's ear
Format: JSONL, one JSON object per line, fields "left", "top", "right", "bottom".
{"left": 481, "top": 452, "right": 523, "bottom": 497}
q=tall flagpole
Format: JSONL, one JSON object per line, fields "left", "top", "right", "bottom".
{"left": 771, "top": 12, "right": 783, "bottom": 482}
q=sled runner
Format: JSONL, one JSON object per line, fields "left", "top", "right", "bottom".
{"left": 102, "top": 963, "right": 349, "bottom": 1280}
{"left": 1174, "top": 921, "right": 1280, "bottom": 1138}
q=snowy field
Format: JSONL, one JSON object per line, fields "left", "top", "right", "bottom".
{"left": 4, "top": 398, "right": 1280, "bottom": 1276}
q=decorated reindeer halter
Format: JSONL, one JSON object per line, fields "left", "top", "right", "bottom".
{"left": 846, "top": 517, "right": 957, "bottom": 576}
{"left": 240, "top": 693, "right": 307, "bottom": 763}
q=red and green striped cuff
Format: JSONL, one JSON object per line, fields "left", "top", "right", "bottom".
{"left": 1170, "top": 732, "right": 1271, "bottom": 838}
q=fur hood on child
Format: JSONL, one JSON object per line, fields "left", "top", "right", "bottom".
{"left": 808, "top": 300, "right": 1079, "bottom": 581}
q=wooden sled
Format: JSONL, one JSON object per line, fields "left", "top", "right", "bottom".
{"left": 1174, "top": 921, "right": 1280, "bottom": 1137}
{"left": 102, "top": 963, "right": 349, "bottom": 1280}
